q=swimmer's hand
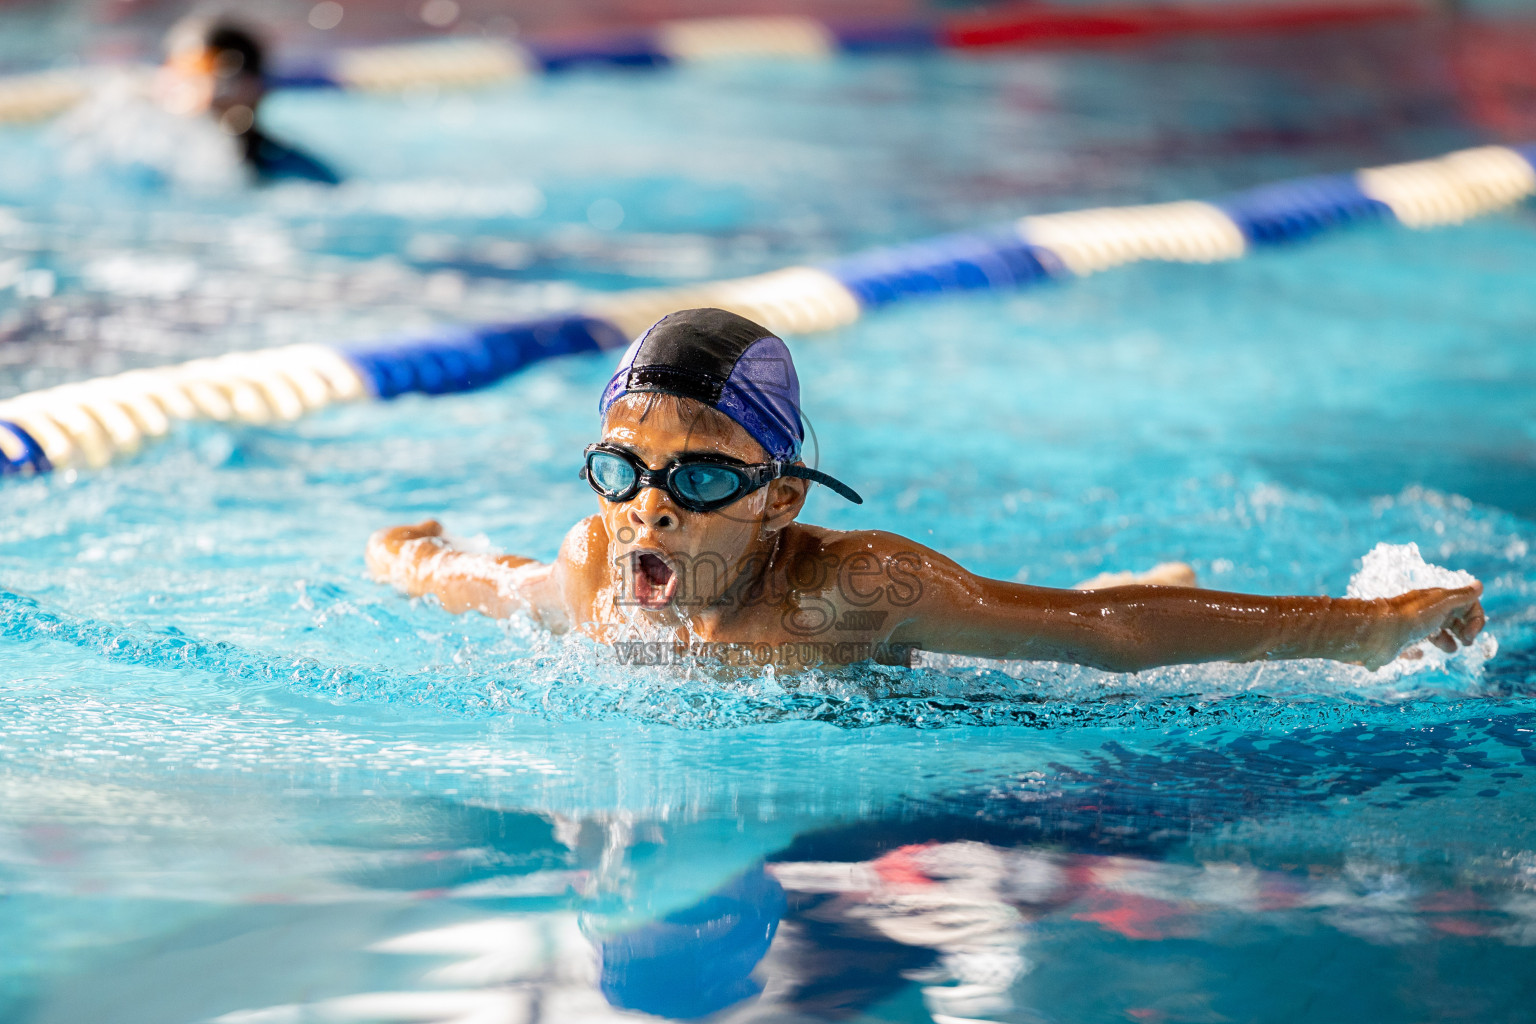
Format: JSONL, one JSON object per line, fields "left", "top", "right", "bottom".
{"left": 365, "top": 519, "right": 447, "bottom": 595}
{"left": 365, "top": 518, "right": 568, "bottom": 628}
{"left": 1359, "top": 583, "right": 1486, "bottom": 669}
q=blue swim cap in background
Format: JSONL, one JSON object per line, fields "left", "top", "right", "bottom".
{"left": 597, "top": 865, "right": 787, "bottom": 1019}
{"left": 599, "top": 308, "right": 806, "bottom": 461}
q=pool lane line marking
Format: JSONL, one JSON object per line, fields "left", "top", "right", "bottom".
{"left": 0, "top": 141, "right": 1531, "bottom": 476}
{"left": 0, "top": 2, "right": 1428, "bottom": 119}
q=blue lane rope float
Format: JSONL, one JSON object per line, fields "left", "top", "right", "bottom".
{"left": 1215, "top": 173, "right": 1393, "bottom": 245}
{"left": 0, "top": 143, "right": 1531, "bottom": 477}
{"left": 341, "top": 316, "right": 626, "bottom": 399}
{"left": 822, "top": 227, "right": 1065, "bottom": 310}
{"left": 0, "top": 3, "right": 1425, "bottom": 121}
{"left": 0, "top": 420, "right": 50, "bottom": 475}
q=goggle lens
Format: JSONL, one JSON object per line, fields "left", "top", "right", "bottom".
{"left": 673, "top": 463, "right": 747, "bottom": 506}
{"left": 587, "top": 451, "right": 638, "bottom": 498}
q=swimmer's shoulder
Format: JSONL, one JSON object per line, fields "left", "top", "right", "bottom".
{"left": 249, "top": 131, "right": 342, "bottom": 185}
{"left": 790, "top": 523, "right": 956, "bottom": 571}
{"left": 555, "top": 515, "right": 611, "bottom": 579}
{"left": 778, "top": 527, "right": 963, "bottom": 649}
{"left": 547, "top": 515, "right": 612, "bottom": 629}
{"left": 782, "top": 525, "right": 969, "bottom": 616}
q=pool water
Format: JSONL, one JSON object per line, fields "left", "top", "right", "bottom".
{"left": 3, "top": 22, "right": 1536, "bottom": 1024}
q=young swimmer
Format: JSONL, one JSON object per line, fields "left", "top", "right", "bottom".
{"left": 367, "top": 308, "right": 1486, "bottom": 672}
{"left": 159, "top": 17, "right": 341, "bottom": 185}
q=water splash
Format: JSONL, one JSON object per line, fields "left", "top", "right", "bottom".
{"left": 3, "top": 585, "right": 1521, "bottom": 734}
{"left": 1346, "top": 540, "right": 1499, "bottom": 676}
{"left": 54, "top": 72, "right": 246, "bottom": 191}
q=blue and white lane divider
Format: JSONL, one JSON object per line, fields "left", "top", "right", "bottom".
{"left": 267, "top": 16, "right": 916, "bottom": 92}
{"left": 1, "top": 142, "right": 1533, "bottom": 477}
{"left": 0, "top": 4, "right": 1425, "bottom": 122}
{"left": 0, "top": 17, "right": 887, "bottom": 121}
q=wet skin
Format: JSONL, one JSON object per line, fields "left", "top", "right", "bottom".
{"left": 367, "top": 394, "right": 1486, "bottom": 671}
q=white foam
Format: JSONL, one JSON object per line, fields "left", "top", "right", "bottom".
{"left": 55, "top": 71, "right": 245, "bottom": 189}
{"left": 1346, "top": 541, "right": 1496, "bottom": 674}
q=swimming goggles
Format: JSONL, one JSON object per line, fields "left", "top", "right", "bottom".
{"left": 582, "top": 443, "right": 862, "bottom": 513}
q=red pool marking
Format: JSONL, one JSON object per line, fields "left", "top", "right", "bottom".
{"left": 1418, "top": 889, "right": 1496, "bottom": 936}
{"left": 944, "top": 1, "right": 1425, "bottom": 49}
{"left": 1431, "top": 917, "right": 1493, "bottom": 937}
{"left": 1448, "top": 19, "right": 1536, "bottom": 142}
{"left": 26, "top": 824, "right": 79, "bottom": 865}
{"left": 1072, "top": 891, "right": 1188, "bottom": 940}
{"left": 1418, "top": 889, "right": 1487, "bottom": 914}
{"left": 872, "top": 843, "right": 939, "bottom": 886}
{"left": 1257, "top": 876, "right": 1308, "bottom": 911}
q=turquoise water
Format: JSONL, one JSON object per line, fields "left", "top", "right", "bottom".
{"left": 3, "top": 28, "right": 1536, "bottom": 1024}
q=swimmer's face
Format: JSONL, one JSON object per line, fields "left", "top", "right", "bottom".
{"left": 598, "top": 394, "right": 806, "bottom": 613}
{"left": 158, "top": 44, "right": 262, "bottom": 125}
{"left": 157, "top": 45, "right": 219, "bottom": 116}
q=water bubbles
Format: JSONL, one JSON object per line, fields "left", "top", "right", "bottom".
{"left": 308, "top": 2, "right": 344, "bottom": 31}
{"left": 83, "top": 255, "right": 197, "bottom": 299}
{"left": 586, "top": 198, "right": 624, "bottom": 231}
{"left": 15, "top": 267, "right": 54, "bottom": 299}
{"left": 217, "top": 104, "right": 255, "bottom": 137}
{"left": 420, "top": 0, "right": 460, "bottom": 28}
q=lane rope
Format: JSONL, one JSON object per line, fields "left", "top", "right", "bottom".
{"left": 0, "top": 2, "right": 1426, "bottom": 117}
{"left": 1, "top": 141, "right": 1531, "bottom": 477}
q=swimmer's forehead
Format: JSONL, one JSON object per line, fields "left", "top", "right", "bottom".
{"left": 165, "top": 17, "right": 214, "bottom": 59}
{"left": 165, "top": 44, "right": 217, "bottom": 74}
{"left": 600, "top": 394, "right": 766, "bottom": 462}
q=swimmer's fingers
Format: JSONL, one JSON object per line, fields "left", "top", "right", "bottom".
{"left": 1423, "top": 584, "right": 1484, "bottom": 647}
{"left": 392, "top": 519, "right": 444, "bottom": 541}
{"left": 367, "top": 520, "right": 441, "bottom": 555}
{"left": 366, "top": 520, "right": 446, "bottom": 583}
{"left": 1450, "top": 599, "right": 1486, "bottom": 645}
{"left": 1428, "top": 629, "right": 1458, "bottom": 654}
{"left": 1387, "top": 583, "right": 1484, "bottom": 655}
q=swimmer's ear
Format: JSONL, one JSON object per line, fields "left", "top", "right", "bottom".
{"left": 762, "top": 475, "right": 808, "bottom": 530}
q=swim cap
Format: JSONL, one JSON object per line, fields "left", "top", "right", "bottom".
{"left": 599, "top": 308, "right": 805, "bottom": 461}
{"left": 598, "top": 866, "right": 786, "bottom": 1019}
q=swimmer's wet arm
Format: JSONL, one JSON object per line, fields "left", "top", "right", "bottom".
{"left": 365, "top": 519, "right": 572, "bottom": 630}
{"left": 887, "top": 552, "right": 1485, "bottom": 671}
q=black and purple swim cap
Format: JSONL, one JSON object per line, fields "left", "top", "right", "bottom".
{"left": 599, "top": 308, "right": 806, "bottom": 461}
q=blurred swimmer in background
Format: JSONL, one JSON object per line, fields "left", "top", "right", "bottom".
{"left": 159, "top": 15, "right": 340, "bottom": 184}
{"left": 59, "top": 12, "right": 339, "bottom": 188}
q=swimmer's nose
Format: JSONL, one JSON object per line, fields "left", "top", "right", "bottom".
{"left": 627, "top": 487, "right": 676, "bottom": 532}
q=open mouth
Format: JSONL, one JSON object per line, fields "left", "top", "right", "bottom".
{"left": 632, "top": 551, "right": 679, "bottom": 609}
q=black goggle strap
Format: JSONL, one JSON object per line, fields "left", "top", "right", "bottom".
{"left": 779, "top": 464, "right": 863, "bottom": 505}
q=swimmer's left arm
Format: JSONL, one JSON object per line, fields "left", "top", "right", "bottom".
{"left": 365, "top": 520, "right": 569, "bottom": 629}
{"left": 881, "top": 543, "right": 1485, "bottom": 671}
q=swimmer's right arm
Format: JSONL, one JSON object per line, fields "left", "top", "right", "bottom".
{"left": 365, "top": 519, "right": 575, "bottom": 630}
